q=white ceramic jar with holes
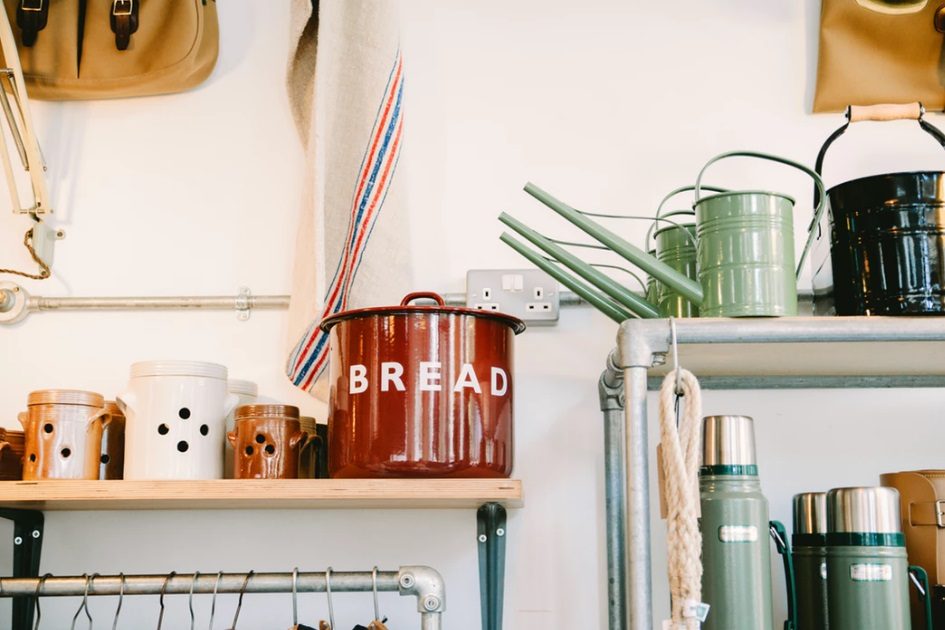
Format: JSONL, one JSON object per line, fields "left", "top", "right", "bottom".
{"left": 119, "top": 361, "right": 238, "bottom": 480}
{"left": 224, "top": 379, "right": 258, "bottom": 478}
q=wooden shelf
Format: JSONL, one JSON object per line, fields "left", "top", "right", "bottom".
{"left": 0, "top": 479, "right": 523, "bottom": 511}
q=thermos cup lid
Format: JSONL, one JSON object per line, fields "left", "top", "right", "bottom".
{"left": 701, "top": 415, "right": 757, "bottom": 468}
{"left": 228, "top": 379, "right": 259, "bottom": 398}
{"left": 793, "top": 492, "right": 828, "bottom": 535}
{"left": 827, "top": 486, "right": 902, "bottom": 534}
{"left": 235, "top": 404, "right": 300, "bottom": 420}
{"left": 130, "top": 360, "right": 228, "bottom": 380}
{"left": 27, "top": 389, "right": 104, "bottom": 408}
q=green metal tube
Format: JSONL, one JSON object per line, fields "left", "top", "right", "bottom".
{"left": 499, "top": 233, "right": 633, "bottom": 323}
{"left": 498, "top": 213, "right": 661, "bottom": 318}
{"left": 522, "top": 183, "right": 705, "bottom": 305}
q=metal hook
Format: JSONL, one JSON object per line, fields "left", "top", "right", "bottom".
{"left": 156, "top": 571, "right": 176, "bottom": 630}
{"left": 325, "top": 567, "right": 335, "bottom": 629}
{"left": 669, "top": 317, "right": 683, "bottom": 395}
{"left": 292, "top": 567, "right": 299, "bottom": 625}
{"left": 371, "top": 567, "right": 380, "bottom": 622}
{"left": 229, "top": 570, "right": 254, "bottom": 630}
{"left": 112, "top": 573, "right": 125, "bottom": 630}
{"left": 33, "top": 573, "right": 51, "bottom": 630}
{"left": 207, "top": 571, "right": 223, "bottom": 630}
{"left": 189, "top": 571, "right": 200, "bottom": 630}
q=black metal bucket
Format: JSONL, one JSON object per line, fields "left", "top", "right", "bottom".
{"left": 812, "top": 103, "right": 945, "bottom": 316}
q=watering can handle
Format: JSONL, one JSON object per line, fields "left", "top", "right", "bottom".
{"left": 645, "top": 184, "right": 729, "bottom": 254}
{"left": 693, "top": 150, "right": 827, "bottom": 280}
{"left": 909, "top": 565, "right": 934, "bottom": 630}
{"left": 644, "top": 210, "right": 698, "bottom": 255}
{"left": 769, "top": 520, "right": 797, "bottom": 630}
{"left": 815, "top": 102, "right": 945, "bottom": 185}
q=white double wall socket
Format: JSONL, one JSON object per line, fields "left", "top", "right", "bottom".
{"left": 466, "top": 269, "right": 560, "bottom": 325}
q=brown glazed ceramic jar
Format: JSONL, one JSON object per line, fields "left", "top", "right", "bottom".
{"left": 227, "top": 404, "right": 306, "bottom": 479}
{"left": 99, "top": 401, "right": 125, "bottom": 480}
{"left": 0, "top": 428, "right": 24, "bottom": 480}
{"left": 320, "top": 292, "right": 525, "bottom": 478}
{"left": 297, "top": 416, "right": 318, "bottom": 479}
{"left": 19, "top": 389, "right": 109, "bottom": 480}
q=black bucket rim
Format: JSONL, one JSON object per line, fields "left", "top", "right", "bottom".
{"left": 827, "top": 170, "right": 945, "bottom": 195}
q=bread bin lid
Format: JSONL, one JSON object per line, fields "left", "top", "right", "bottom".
{"left": 27, "top": 389, "right": 104, "bottom": 408}
{"left": 131, "top": 360, "right": 228, "bottom": 380}
{"left": 319, "top": 292, "right": 526, "bottom": 334}
{"left": 235, "top": 404, "right": 300, "bottom": 420}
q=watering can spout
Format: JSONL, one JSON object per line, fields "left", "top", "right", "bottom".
{"left": 498, "top": 212, "right": 661, "bottom": 319}
{"left": 522, "top": 183, "right": 705, "bottom": 306}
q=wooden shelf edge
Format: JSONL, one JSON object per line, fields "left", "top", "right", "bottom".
{"left": 0, "top": 479, "right": 524, "bottom": 511}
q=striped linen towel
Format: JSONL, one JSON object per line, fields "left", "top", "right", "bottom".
{"left": 285, "top": 0, "right": 413, "bottom": 399}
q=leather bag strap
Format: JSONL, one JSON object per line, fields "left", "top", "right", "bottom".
{"left": 16, "top": 0, "right": 49, "bottom": 47}
{"left": 911, "top": 501, "right": 945, "bottom": 527}
{"left": 110, "top": 0, "right": 139, "bottom": 51}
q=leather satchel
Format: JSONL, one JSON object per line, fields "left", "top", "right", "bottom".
{"left": 814, "top": 0, "right": 945, "bottom": 112}
{"left": 0, "top": 0, "right": 218, "bottom": 100}
{"left": 881, "top": 470, "right": 945, "bottom": 629}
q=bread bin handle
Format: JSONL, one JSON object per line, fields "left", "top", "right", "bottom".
{"left": 400, "top": 292, "right": 446, "bottom": 307}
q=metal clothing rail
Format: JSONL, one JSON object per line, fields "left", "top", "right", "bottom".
{"left": 0, "top": 567, "right": 445, "bottom": 630}
{"left": 603, "top": 316, "right": 945, "bottom": 630}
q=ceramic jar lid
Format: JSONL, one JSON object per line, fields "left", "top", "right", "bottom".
{"left": 228, "top": 379, "right": 259, "bottom": 397}
{"left": 235, "top": 404, "right": 300, "bottom": 420}
{"left": 27, "top": 389, "right": 104, "bottom": 408}
{"left": 103, "top": 401, "right": 125, "bottom": 419}
{"left": 299, "top": 416, "right": 318, "bottom": 433}
{"left": 130, "top": 360, "right": 228, "bottom": 380}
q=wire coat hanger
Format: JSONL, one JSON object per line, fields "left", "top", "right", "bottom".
{"left": 208, "top": 571, "right": 223, "bottom": 630}
{"left": 189, "top": 571, "right": 200, "bottom": 630}
{"left": 156, "top": 571, "right": 176, "bottom": 630}
{"left": 112, "top": 573, "right": 125, "bottom": 630}
{"left": 70, "top": 572, "right": 93, "bottom": 630}
{"left": 229, "top": 570, "right": 253, "bottom": 629}
{"left": 32, "top": 573, "right": 51, "bottom": 630}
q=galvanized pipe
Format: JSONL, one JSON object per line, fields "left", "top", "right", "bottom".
{"left": 624, "top": 365, "right": 653, "bottom": 630}
{"left": 31, "top": 294, "right": 290, "bottom": 311}
{"left": 600, "top": 356, "right": 628, "bottom": 630}
{"left": 0, "top": 567, "right": 445, "bottom": 629}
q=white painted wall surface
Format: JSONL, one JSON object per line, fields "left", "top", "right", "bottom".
{"left": 0, "top": 1, "right": 943, "bottom": 628}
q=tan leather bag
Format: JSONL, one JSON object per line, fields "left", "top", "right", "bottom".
{"left": 881, "top": 470, "right": 945, "bottom": 628}
{"left": 0, "top": 0, "right": 218, "bottom": 100}
{"left": 814, "top": 0, "right": 945, "bottom": 112}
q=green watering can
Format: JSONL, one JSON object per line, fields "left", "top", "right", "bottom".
{"left": 500, "top": 151, "right": 827, "bottom": 320}
{"left": 644, "top": 185, "right": 730, "bottom": 318}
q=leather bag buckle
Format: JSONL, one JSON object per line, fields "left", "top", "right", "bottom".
{"left": 936, "top": 500, "right": 945, "bottom": 528}
{"left": 19, "top": 0, "right": 43, "bottom": 12}
{"left": 112, "top": 0, "right": 133, "bottom": 16}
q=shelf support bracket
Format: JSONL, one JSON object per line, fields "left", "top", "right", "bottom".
{"left": 0, "top": 508, "right": 44, "bottom": 630}
{"left": 477, "top": 502, "right": 507, "bottom": 630}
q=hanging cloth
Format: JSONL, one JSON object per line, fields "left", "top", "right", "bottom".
{"left": 284, "top": 0, "right": 414, "bottom": 400}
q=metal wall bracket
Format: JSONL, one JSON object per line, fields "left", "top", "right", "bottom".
{"left": 236, "top": 286, "right": 252, "bottom": 321}
{"left": 477, "top": 502, "right": 507, "bottom": 630}
{"left": 0, "top": 509, "right": 44, "bottom": 630}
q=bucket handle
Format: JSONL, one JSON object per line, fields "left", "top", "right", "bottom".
{"left": 815, "top": 102, "right": 945, "bottom": 185}
{"left": 909, "top": 565, "right": 934, "bottom": 630}
{"left": 400, "top": 292, "right": 446, "bottom": 307}
{"left": 694, "top": 150, "right": 827, "bottom": 280}
{"left": 769, "top": 520, "right": 797, "bottom": 630}
{"left": 645, "top": 185, "right": 729, "bottom": 253}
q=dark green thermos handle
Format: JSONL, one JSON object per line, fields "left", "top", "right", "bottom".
{"left": 909, "top": 565, "right": 934, "bottom": 630}
{"left": 769, "top": 520, "right": 797, "bottom": 630}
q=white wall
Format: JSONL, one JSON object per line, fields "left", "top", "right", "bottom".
{"left": 1, "top": 1, "right": 944, "bottom": 628}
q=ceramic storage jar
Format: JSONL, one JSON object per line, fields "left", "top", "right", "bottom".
{"left": 19, "top": 389, "right": 108, "bottom": 480}
{"left": 228, "top": 404, "right": 306, "bottom": 479}
{"left": 119, "top": 361, "right": 237, "bottom": 480}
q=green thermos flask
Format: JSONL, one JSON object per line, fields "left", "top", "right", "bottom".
{"left": 793, "top": 492, "right": 829, "bottom": 630}
{"left": 700, "top": 415, "right": 774, "bottom": 630}
{"left": 825, "top": 487, "right": 933, "bottom": 630}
